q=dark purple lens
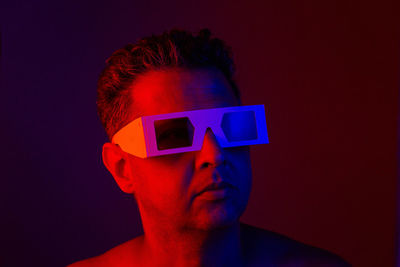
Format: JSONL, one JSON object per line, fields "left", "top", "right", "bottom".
{"left": 154, "top": 117, "right": 194, "bottom": 150}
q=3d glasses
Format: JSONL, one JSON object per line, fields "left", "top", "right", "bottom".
{"left": 112, "top": 105, "right": 269, "bottom": 158}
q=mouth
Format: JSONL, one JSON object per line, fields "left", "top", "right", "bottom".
{"left": 196, "top": 181, "right": 236, "bottom": 201}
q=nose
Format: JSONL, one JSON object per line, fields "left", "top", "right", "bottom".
{"left": 195, "top": 127, "right": 227, "bottom": 170}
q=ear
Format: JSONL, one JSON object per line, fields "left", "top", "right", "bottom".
{"left": 102, "top": 142, "right": 135, "bottom": 194}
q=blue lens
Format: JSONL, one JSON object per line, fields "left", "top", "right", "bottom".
{"left": 221, "top": 111, "right": 258, "bottom": 142}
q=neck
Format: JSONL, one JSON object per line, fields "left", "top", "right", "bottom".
{"left": 140, "top": 221, "right": 244, "bottom": 267}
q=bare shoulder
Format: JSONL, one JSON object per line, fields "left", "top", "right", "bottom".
{"left": 67, "top": 236, "right": 143, "bottom": 267}
{"left": 66, "top": 254, "right": 105, "bottom": 267}
{"left": 240, "top": 223, "right": 351, "bottom": 266}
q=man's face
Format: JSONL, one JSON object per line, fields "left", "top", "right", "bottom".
{"left": 125, "top": 68, "right": 252, "bottom": 231}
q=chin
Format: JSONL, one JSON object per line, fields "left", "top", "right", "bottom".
{"left": 190, "top": 202, "right": 244, "bottom": 231}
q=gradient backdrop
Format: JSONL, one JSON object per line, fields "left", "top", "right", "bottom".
{"left": 1, "top": 0, "right": 398, "bottom": 266}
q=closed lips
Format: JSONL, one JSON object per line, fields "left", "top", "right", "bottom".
{"left": 198, "top": 182, "right": 235, "bottom": 195}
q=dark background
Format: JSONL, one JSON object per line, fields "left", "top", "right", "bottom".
{"left": 1, "top": 1, "right": 398, "bottom": 267}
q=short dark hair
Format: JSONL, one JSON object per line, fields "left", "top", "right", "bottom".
{"left": 96, "top": 28, "right": 240, "bottom": 140}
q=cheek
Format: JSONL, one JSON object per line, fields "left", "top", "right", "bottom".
{"left": 130, "top": 155, "right": 195, "bottom": 209}
{"left": 229, "top": 148, "right": 253, "bottom": 197}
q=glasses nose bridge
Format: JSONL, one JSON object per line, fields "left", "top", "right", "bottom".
{"left": 194, "top": 114, "right": 227, "bottom": 170}
{"left": 197, "top": 113, "right": 223, "bottom": 147}
{"left": 191, "top": 111, "right": 226, "bottom": 156}
{"left": 199, "top": 126, "right": 226, "bottom": 161}
{"left": 204, "top": 126, "right": 218, "bottom": 142}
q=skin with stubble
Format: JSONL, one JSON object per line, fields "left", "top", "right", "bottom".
{"left": 68, "top": 68, "right": 350, "bottom": 267}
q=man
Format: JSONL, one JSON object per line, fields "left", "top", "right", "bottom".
{"left": 69, "top": 29, "right": 350, "bottom": 266}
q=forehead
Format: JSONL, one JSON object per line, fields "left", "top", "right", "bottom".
{"left": 130, "top": 68, "right": 239, "bottom": 118}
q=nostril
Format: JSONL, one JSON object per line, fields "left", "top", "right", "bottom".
{"left": 200, "top": 159, "right": 227, "bottom": 169}
{"left": 200, "top": 162, "right": 211, "bottom": 169}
